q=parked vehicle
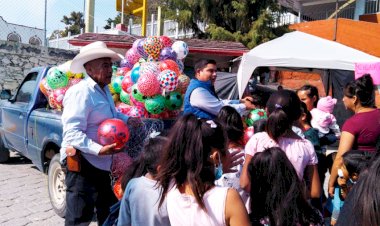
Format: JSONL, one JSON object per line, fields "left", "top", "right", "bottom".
{"left": 0, "top": 67, "right": 66, "bottom": 217}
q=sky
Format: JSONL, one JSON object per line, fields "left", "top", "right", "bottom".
{"left": 0, "top": 0, "right": 119, "bottom": 36}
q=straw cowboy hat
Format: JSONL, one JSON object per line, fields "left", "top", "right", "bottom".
{"left": 70, "top": 41, "right": 123, "bottom": 73}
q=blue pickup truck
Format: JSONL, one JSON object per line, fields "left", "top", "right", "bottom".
{"left": 0, "top": 67, "right": 66, "bottom": 217}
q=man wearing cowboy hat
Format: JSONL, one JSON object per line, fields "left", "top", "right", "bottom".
{"left": 61, "top": 41, "right": 128, "bottom": 225}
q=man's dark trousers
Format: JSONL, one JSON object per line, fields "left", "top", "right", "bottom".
{"left": 65, "top": 156, "right": 117, "bottom": 226}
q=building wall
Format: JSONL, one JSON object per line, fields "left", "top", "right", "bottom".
{"left": 289, "top": 18, "right": 380, "bottom": 57}
{"left": 0, "top": 16, "right": 44, "bottom": 46}
{"left": 0, "top": 40, "right": 76, "bottom": 93}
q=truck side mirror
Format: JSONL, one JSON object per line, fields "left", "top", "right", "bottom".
{"left": 0, "top": 90, "right": 11, "bottom": 100}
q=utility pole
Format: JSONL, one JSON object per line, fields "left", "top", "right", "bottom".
{"left": 85, "top": 0, "right": 95, "bottom": 32}
{"left": 44, "top": 0, "right": 47, "bottom": 46}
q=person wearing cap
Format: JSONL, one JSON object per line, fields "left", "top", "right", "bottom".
{"left": 61, "top": 41, "right": 128, "bottom": 225}
{"left": 183, "top": 59, "right": 255, "bottom": 119}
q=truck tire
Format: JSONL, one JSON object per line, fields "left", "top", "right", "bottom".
{"left": 0, "top": 138, "right": 9, "bottom": 163}
{"left": 48, "top": 153, "right": 66, "bottom": 218}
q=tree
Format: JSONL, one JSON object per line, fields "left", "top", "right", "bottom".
{"left": 60, "top": 11, "right": 85, "bottom": 37}
{"left": 162, "top": 0, "right": 290, "bottom": 48}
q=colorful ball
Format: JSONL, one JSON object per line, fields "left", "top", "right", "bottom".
{"left": 120, "top": 90, "right": 130, "bottom": 105}
{"left": 159, "top": 47, "right": 177, "bottom": 61}
{"left": 245, "top": 109, "right": 268, "bottom": 127}
{"left": 137, "top": 73, "right": 161, "bottom": 97}
{"left": 159, "top": 36, "right": 173, "bottom": 48}
{"left": 46, "top": 68, "right": 69, "bottom": 89}
{"left": 159, "top": 70, "right": 178, "bottom": 92}
{"left": 159, "top": 59, "right": 180, "bottom": 75}
{"left": 139, "top": 62, "right": 159, "bottom": 77}
{"left": 51, "top": 87, "right": 68, "bottom": 110}
{"left": 176, "top": 74, "right": 190, "bottom": 94}
{"left": 134, "top": 39, "right": 148, "bottom": 59}
{"left": 165, "top": 91, "right": 183, "bottom": 110}
{"left": 120, "top": 58, "right": 133, "bottom": 69}
{"left": 172, "top": 41, "right": 189, "bottom": 60}
{"left": 111, "top": 76, "right": 124, "bottom": 94}
{"left": 131, "top": 84, "right": 147, "bottom": 103}
{"left": 130, "top": 66, "right": 141, "bottom": 83}
{"left": 144, "top": 95, "right": 166, "bottom": 114}
{"left": 129, "top": 93, "right": 145, "bottom": 108}
{"left": 39, "top": 78, "right": 52, "bottom": 97}
{"left": 98, "top": 118, "right": 130, "bottom": 149}
{"left": 127, "top": 105, "right": 148, "bottom": 118}
{"left": 143, "top": 36, "right": 163, "bottom": 59}
{"left": 121, "top": 75, "right": 134, "bottom": 93}
{"left": 116, "top": 102, "right": 132, "bottom": 115}
{"left": 125, "top": 48, "right": 141, "bottom": 65}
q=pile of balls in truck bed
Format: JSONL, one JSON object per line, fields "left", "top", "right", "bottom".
{"left": 39, "top": 35, "right": 191, "bottom": 119}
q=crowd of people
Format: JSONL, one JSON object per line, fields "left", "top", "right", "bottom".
{"left": 61, "top": 42, "right": 380, "bottom": 226}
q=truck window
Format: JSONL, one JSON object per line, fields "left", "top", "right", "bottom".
{"left": 15, "top": 72, "right": 38, "bottom": 103}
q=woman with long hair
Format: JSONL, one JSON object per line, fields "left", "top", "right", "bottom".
{"left": 240, "top": 90, "right": 321, "bottom": 199}
{"left": 156, "top": 114, "right": 250, "bottom": 226}
{"left": 328, "top": 74, "right": 380, "bottom": 197}
{"left": 249, "top": 147, "right": 323, "bottom": 226}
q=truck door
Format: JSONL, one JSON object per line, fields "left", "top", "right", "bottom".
{"left": 1, "top": 72, "right": 38, "bottom": 158}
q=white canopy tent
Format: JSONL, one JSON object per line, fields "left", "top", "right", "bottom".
{"left": 237, "top": 31, "right": 380, "bottom": 98}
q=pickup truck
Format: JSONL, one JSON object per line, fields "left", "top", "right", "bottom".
{"left": 0, "top": 66, "right": 67, "bottom": 217}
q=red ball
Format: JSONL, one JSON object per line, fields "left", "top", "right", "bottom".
{"left": 243, "top": 126, "right": 255, "bottom": 144}
{"left": 121, "top": 75, "right": 134, "bottom": 93}
{"left": 98, "top": 118, "right": 130, "bottom": 149}
{"left": 159, "top": 59, "right": 180, "bottom": 75}
{"left": 159, "top": 36, "right": 173, "bottom": 48}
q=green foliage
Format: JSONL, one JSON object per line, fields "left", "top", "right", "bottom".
{"left": 60, "top": 11, "right": 85, "bottom": 37}
{"left": 162, "top": 0, "right": 290, "bottom": 48}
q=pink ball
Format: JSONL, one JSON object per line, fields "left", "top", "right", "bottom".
{"left": 68, "top": 78, "right": 82, "bottom": 87}
{"left": 121, "top": 75, "right": 134, "bottom": 93}
{"left": 127, "top": 105, "right": 148, "bottom": 118}
{"left": 125, "top": 48, "right": 141, "bottom": 65}
{"left": 159, "top": 36, "right": 173, "bottom": 48}
{"left": 116, "top": 102, "right": 132, "bottom": 115}
{"left": 52, "top": 87, "right": 68, "bottom": 109}
{"left": 137, "top": 73, "right": 161, "bottom": 96}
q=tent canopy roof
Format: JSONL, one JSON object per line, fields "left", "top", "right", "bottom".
{"left": 237, "top": 31, "right": 380, "bottom": 97}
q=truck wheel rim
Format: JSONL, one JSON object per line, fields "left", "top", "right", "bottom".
{"left": 52, "top": 164, "right": 66, "bottom": 206}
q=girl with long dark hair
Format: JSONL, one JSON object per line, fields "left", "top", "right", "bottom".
{"left": 156, "top": 114, "right": 250, "bottom": 226}
{"left": 240, "top": 90, "right": 321, "bottom": 199}
{"left": 249, "top": 147, "right": 323, "bottom": 226}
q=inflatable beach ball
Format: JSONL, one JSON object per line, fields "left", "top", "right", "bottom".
{"left": 172, "top": 41, "right": 189, "bottom": 60}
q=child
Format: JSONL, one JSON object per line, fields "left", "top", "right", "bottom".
{"left": 156, "top": 114, "right": 250, "bottom": 226}
{"left": 216, "top": 106, "right": 250, "bottom": 210}
{"left": 249, "top": 147, "right": 323, "bottom": 226}
{"left": 310, "top": 96, "right": 341, "bottom": 140}
{"left": 326, "top": 150, "right": 371, "bottom": 226}
{"left": 117, "top": 135, "right": 170, "bottom": 226}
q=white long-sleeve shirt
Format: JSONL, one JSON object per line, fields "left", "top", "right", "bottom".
{"left": 60, "top": 75, "right": 129, "bottom": 171}
{"left": 190, "top": 87, "right": 246, "bottom": 116}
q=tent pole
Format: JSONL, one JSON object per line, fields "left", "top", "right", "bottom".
{"left": 333, "top": 0, "right": 338, "bottom": 41}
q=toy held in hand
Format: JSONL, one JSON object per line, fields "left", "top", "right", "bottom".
{"left": 97, "top": 118, "right": 130, "bottom": 149}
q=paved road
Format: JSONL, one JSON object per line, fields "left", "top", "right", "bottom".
{"left": 0, "top": 151, "right": 96, "bottom": 226}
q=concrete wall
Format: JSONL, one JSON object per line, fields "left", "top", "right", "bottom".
{"left": 0, "top": 16, "right": 44, "bottom": 46}
{"left": 0, "top": 40, "right": 76, "bottom": 93}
